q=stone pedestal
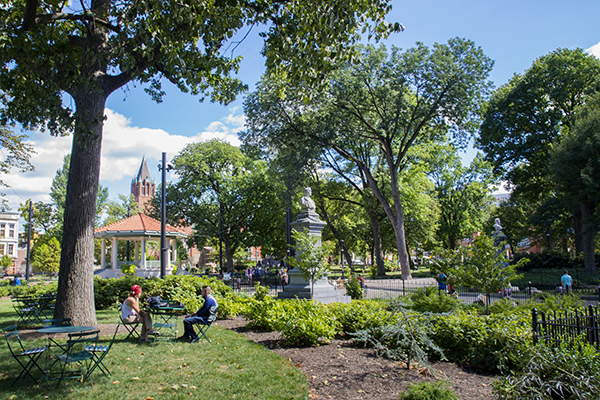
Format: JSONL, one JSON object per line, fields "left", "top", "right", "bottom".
{"left": 277, "top": 210, "right": 351, "bottom": 304}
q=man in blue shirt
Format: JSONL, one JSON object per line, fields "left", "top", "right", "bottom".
{"left": 561, "top": 270, "right": 573, "bottom": 295}
{"left": 179, "top": 285, "right": 218, "bottom": 343}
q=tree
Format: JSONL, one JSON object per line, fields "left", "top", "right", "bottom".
{"left": 457, "top": 234, "right": 525, "bottom": 313}
{"left": 549, "top": 93, "right": 600, "bottom": 274}
{"left": 287, "top": 228, "right": 335, "bottom": 296}
{"left": 166, "top": 139, "right": 285, "bottom": 272}
{"left": 424, "top": 145, "right": 495, "bottom": 250}
{"left": 0, "top": 254, "right": 12, "bottom": 272}
{"left": 0, "top": 126, "right": 35, "bottom": 202}
{"left": 243, "top": 40, "right": 493, "bottom": 279}
{"left": 50, "top": 154, "right": 109, "bottom": 236}
{"left": 18, "top": 200, "right": 56, "bottom": 235}
{"left": 31, "top": 237, "right": 61, "bottom": 274}
{"left": 478, "top": 48, "right": 600, "bottom": 271}
{"left": 0, "top": 0, "right": 398, "bottom": 325}
{"left": 103, "top": 194, "right": 142, "bottom": 226}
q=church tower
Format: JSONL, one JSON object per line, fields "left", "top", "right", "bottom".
{"left": 131, "top": 156, "right": 156, "bottom": 213}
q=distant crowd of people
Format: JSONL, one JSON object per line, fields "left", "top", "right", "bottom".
{"left": 244, "top": 260, "right": 289, "bottom": 286}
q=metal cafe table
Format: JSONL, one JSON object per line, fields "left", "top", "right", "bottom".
{"left": 36, "top": 325, "right": 97, "bottom": 378}
{"left": 149, "top": 305, "right": 185, "bottom": 343}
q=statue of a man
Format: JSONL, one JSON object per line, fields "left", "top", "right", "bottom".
{"left": 300, "top": 187, "right": 316, "bottom": 213}
{"left": 493, "top": 218, "right": 503, "bottom": 234}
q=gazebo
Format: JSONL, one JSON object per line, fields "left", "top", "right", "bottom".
{"left": 94, "top": 213, "right": 188, "bottom": 277}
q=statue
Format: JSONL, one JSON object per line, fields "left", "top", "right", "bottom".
{"left": 300, "top": 187, "right": 316, "bottom": 214}
{"left": 493, "top": 218, "right": 503, "bottom": 235}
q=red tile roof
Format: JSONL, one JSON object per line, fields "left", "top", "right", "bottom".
{"left": 95, "top": 213, "right": 187, "bottom": 236}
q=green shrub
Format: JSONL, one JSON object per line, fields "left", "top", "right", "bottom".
{"left": 512, "top": 251, "right": 583, "bottom": 271}
{"left": 353, "top": 300, "right": 444, "bottom": 368}
{"left": 488, "top": 298, "right": 519, "bottom": 314}
{"left": 409, "top": 286, "right": 460, "bottom": 313}
{"left": 244, "top": 294, "right": 281, "bottom": 331}
{"left": 431, "top": 308, "right": 532, "bottom": 372}
{"left": 120, "top": 263, "right": 137, "bottom": 277}
{"left": 93, "top": 275, "right": 238, "bottom": 318}
{"left": 519, "top": 293, "right": 584, "bottom": 314}
{"left": 494, "top": 341, "right": 600, "bottom": 400}
{"left": 253, "top": 283, "right": 270, "bottom": 301}
{"left": 328, "top": 300, "right": 391, "bottom": 334}
{"left": 398, "top": 380, "right": 458, "bottom": 400}
{"left": 274, "top": 300, "right": 340, "bottom": 346}
{"left": 345, "top": 274, "right": 364, "bottom": 300}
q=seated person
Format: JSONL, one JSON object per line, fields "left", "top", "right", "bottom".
{"left": 121, "top": 284, "right": 159, "bottom": 343}
{"left": 179, "top": 285, "right": 218, "bottom": 343}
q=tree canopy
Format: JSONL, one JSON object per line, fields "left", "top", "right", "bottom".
{"left": 478, "top": 48, "right": 600, "bottom": 273}
{"left": 0, "top": 0, "right": 400, "bottom": 324}
{"left": 167, "top": 139, "right": 285, "bottom": 271}
{"left": 243, "top": 40, "right": 493, "bottom": 279}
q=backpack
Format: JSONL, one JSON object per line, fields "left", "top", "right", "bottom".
{"left": 147, "top": 296, "right": 168, "bottom": 308}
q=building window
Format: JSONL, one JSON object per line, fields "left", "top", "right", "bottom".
{"left": 0, "top": 244, "right": 4, "bottom": 254}
{"left": 8, "top": 244, "right": 13, "bottom": 256}
{"left": 8, "top": 223, "right": 14, "bottom": 238}
{"left": 0, "top": 223, "right": 5, "bottom": 238}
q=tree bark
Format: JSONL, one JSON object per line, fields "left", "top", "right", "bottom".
{"left": 54, "top": 93, "right": 106, "bottom": 326}
{"left": 369, "top": 211, "right": 386, "bottom": 277}
{"left": 581, "top": 198, "right": 596, "bottom": 275}
{"left": 224, "top": 236, "right": 234, "bottom": 272}
{"left": 573, "top": 209, "right": 583, "bottom": 254}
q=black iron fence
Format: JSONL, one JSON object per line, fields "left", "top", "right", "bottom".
{"left": 223, "top": 275, "right": 600, "bottom": 307}
{"left": 532, "top": 305, "right": 600, "bottom": 349}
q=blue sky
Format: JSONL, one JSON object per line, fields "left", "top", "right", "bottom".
{"left": 4, "top": 0, "right": 600, "bottom": 212}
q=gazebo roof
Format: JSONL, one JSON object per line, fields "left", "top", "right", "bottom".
{"left": 94, "top": 213, "right": 188, "bottom": 239}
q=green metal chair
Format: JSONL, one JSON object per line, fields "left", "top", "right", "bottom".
{"left": 55, "top": 329, "right": 99, "bottom": 392}
{"left": 85, "top": 324, "right": 119, "bottom": 380}
{"left": 3, "top": 324, "right": 48, "bottom": 386}
{"left": 118, "top": 304, "right": 140, "bottom": 341}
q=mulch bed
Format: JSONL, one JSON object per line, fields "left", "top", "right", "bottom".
{"left": 214, "top": 317, "right": 498, "bottom": 400}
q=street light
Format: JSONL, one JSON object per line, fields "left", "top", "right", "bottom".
{"left": 158, "top": 152, "right": 173, "bottom": 279}
{"left": 340, "top": 239, "right": 344, "bottom": 279}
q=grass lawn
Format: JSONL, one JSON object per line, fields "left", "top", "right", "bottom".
{"left": 0, "top": 299, "right": 309, "bottom": 400}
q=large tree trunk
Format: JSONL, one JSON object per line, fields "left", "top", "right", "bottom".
{"left": 223, "top": 236, "right": 235, "bottom": 273}
{"left": 54, "top": 93, "right": 106, "bottom": 326}
{"left": 573, "top": 209, "right": 583, "bottom": 254}
{"left": 368, "top": 211, "right": 385, "bottom": 276}
{"left": 581, "top": 198, "right": 596, "bottom": 275}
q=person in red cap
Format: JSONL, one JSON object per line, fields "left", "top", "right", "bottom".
{"left": 121, "top": 284, "right": 159, "bottom": 343}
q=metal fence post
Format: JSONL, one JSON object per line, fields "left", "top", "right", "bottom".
{"left": 532, "top": 308, "right": 538, "bottom": 346}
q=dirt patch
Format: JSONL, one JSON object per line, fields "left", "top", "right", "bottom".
{"left": 214, "top": 317, "right": 498, "bottom": 400}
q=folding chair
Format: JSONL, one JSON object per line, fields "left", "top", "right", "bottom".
{"left": 85, "top": 325, "right": 119, "bottom": 380}
{"left": 55, "top": 329, "right": 99, "bottom": 393}
{"left": 11, "top": 296, "right": 39, "bottom": 324}
{"left": 3, "top": 324, "right": 48, "bottom": 386}
{"left": 118, "top": 304, "right": 140, "bottom": 341}
{"left": 191, "top": 304, "right": 218, "bottom": 343}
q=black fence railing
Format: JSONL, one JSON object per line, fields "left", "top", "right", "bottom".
{"left": 222, "top": 274, "right": 600, "bottom": 307}
{"left": 532, "top": 305, "right": 600, "bottom": 349}
{"left": 225, "top": 273, "right": 282, "bottom": 297}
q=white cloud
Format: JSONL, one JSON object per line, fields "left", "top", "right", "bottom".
{"left": 2, "top": 107, "right": 246, "bottom": 211}
{"left": 586, "top": 41, "right": 600, "bottom": 58}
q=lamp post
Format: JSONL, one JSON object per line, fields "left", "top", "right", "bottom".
{"left": 340, "top": 239, "right": 344, "bottom": 279}
{"left": 25, "top": 200, "right": 32, "bottom": 280}
{"left": 158, "top": 152, "right": 173, "bottom": 279}
{"left": 219, "top": 204, "right": 223, "bottom": 273}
